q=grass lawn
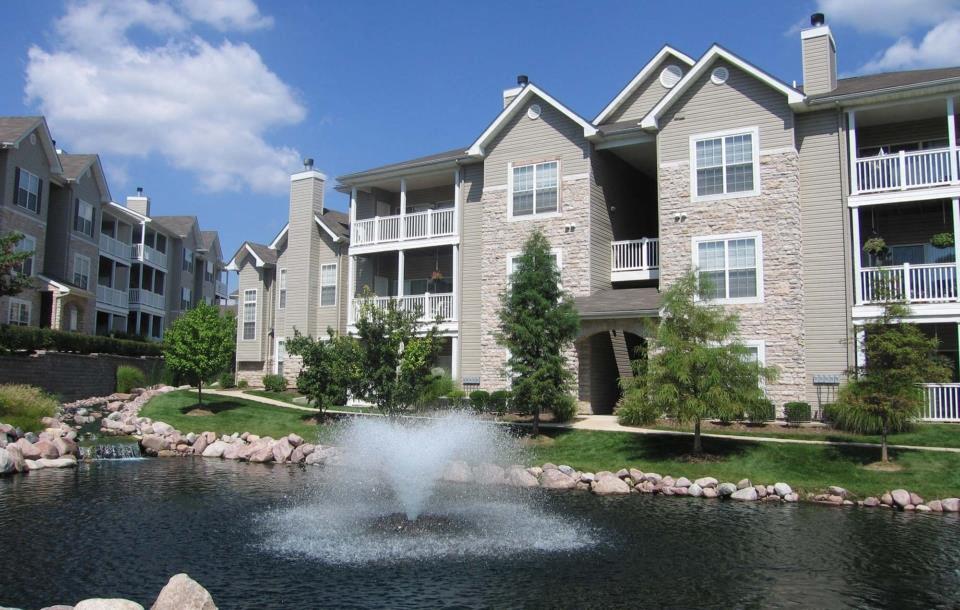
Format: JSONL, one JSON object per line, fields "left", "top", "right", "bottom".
{"left": 141, "top": 390, "right": 332, "bottom": 443}
{"left": 244, "top": 390, "right": 379, "bottom": 415}
{"left": 649, "top": 421, "right": 960, "bottom": 449}
{"left": 529, "top": 429, "right": 960, "bottom": 499}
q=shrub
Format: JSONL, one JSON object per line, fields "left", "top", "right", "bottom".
{"left": 784, "top": 401, "right": 812, "bottom": 425}
{"left": 489, "top": 390, "right": 511, "bottom": 415}
{"left": 551, "top": 393, "right": 578, "bottom": 423}
{"left": 219, "top": 372, "right": 236, "bottom": 389}
{"left": 0, "top": 384, "right": 58, "bottom": 432}
{"left": 745, "top": 397, "right": 775, "bottom": 424}
{"left": 468, "top": 390, "right": 490, "bottom": 413}
{"left": 262, "top": 374, "right": 287, "bottom": 393}
{"left": 237, "top": 379, "right": 249, "bottom": 389}
{"left": 417, "top": 373, "right": 455, "bottom": 409}
{"left": 0, "top": 325, "right": 162, "bottom": 357}
{"left": 446, "top": 389, "right": 467, "bottom": 408}
{"left": 116, "top": 365, "right": 146, "bottom": 393}
{"left": 615, "top": 388, "right": 659, "bottom": 427}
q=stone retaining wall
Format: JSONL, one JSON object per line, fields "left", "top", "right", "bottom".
{"left": 0, "top": 351, "right": 163, "bottom": 401}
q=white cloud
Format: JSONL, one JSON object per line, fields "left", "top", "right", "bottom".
{"left": 24, "top": 0, "right": 303, "bottom": 195}
{"left": 816, "top": 0, "right": 960, "bottom": 36}
{"left": 178, "top": 0, "right": 273, "bottom": 32}
{"left": 860, "top": 16, "right": 960, "bottom": 71}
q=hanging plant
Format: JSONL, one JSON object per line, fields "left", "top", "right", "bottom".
{"left": 930, "top": 232, "right": 955, "bottom": 249}
{"left": 431, "top": 270, "right": 444, "bottom": 281}
{"left": 862, "top": 236, "right": 889, "bottom": 258}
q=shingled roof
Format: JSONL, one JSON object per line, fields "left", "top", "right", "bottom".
{"left": 0, "top": 116, "right": 43, "bottom": 144}
{"left": 57, "top": 154, "right": 98, "bottom": 180}
{"left": 151, "top": 215, "right": 198, "bottom": 238}
{"left": 809, "top": 66, "right": 960, "bottom": 100}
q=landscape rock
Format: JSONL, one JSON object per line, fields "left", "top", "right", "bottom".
{"left": 909, "top": 492, "right": 924, "bottom": 506}
{"left": 863, "top": 497, "right": 880, "bottom": 507}
{"left": 441, "top": 461, "right": 473, "bottom": 483}
{"left": 687, "top": 483, "right": 703, "bottom": 497}
{"left": 287, "top": 433, "right": 303, "bottom": 447}
{"left": 773, "top": 482, "right": 792, "bottom": 497}
{"left": 558, "top": 464, "right": 575, "bottom": 476}
{"left": 928, "top": 500, "right": 943, "bottom": 512}
{"left": 304, "top": 451, "right": 325, "bottom": 466}
{"left": 33, "top": 439, "right": 59, "bottom": 459}
{"left": 702, "top": 487, "right": 719, "bottom": 499}
{"left": 248, "top": 443, "right": 274, "bottom": 463}
{"left": 736, "top": 478, "right": 752, "bottom": 490}
{"left": 916, "top": 504, "right": 932, "bottom": 512}
{"left": 140, "top": 435, "right": 167, "bottom": 455}
{"left": 891, "top": 489, "right": 911, "bottom": 508}
{"left": 152, "top": 422, "right": 174, "bottom": 436}
{"left": 661, "top": 476, "right": 675, "bottom": 487}
{"left": 828, "top": 486, "right": 848, "bottom": 498}
{"left": 591, "top": 473, "right": 631, "bottom": 495}
{"left": 579, "top": 472, "right": 596, "bottom": 483}
{"left": 526, "top": 466, "right": 543, "bottom": 477}
{"left": 783, "top": 493, "right": 799, "bottom": 502}
{"left": 754, "top": 485, "right": 767, "bottom": 498}
{"left": 629, "top": 468, "right": 644, "bottom": 482}
{"left": 674, "top": 477, "right": 692, "bottom": 488}
{"left": 643, "top": 473, "right": 662, "bottom": 484}
{"left": 290, "top": 443, "right": 315, "bottom": 464}
{"left": 150, "top": 573, "right": 217, "bottom": 610}
{"left": 540, "top": 468, "right": 577, "bottom": 490}
{"left": 192, "top": 435, "right": 209, "bottom": 456}
{"left": 881, "top": 492, "right": 894, "bottom": 506}
{"left": 731, "top": 487, "right": 759, "bottom": 501}
{"left": 694, "top": 477, "right": 718, "bottom": 489}
{"left": 5, "top": 445, "right": 25, "bottom": 472}
{"left": 717, "top": 483, "right": 737, "bottom": 497}
{"left": 506, "top": 466, "right": 539, "bottom": 488}
{"left": 541, "top": 462, "right": 558, "bottom": 471}
{"left": 271, "top": 438, "right": 294, "bottom": 463}
{"left": 941, "top": 498, "right": 959, "bottom": 512}
{"left": 475, "top": 463, "right": 506, "bottom": 485}
{"left": 36, "top": 456, "right": 77, "bottom": 469}
{"left": 75, "top": 599, "right": 144, "bottom": 610}
{"left": 615, "top": 468, "right": 629, "bottom": 479}
{"left": 15, "top": 438, "right": 42, "bottom": 460}
{"left": 222, "top": 444, "right": 242, "bottom": 460}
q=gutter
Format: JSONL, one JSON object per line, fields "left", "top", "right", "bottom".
{"left": 807, "top": 76, "right": 960, "bottom": 106}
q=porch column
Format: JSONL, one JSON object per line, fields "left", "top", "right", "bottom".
{"left": 948, "top": 97, "right": 958, "bottom": 183}
{"left": 452, "top": 336, "right": 460, "bottom": 382}
{"left": 847, "top": 110, "right": 858, "bottom": 194}
{"left": 399, "top": 178, "right": 407, "bottom": 241}
{"left": 953, "top": 198, "right": 960, "bottom": 297}
{"left": 855, "top": 326, "right": 866, "bottom": 372}
{"left": 397, "top": 250, "right": 405, "bottom": 298}
{"left": 347, "top": 255, "right": 356, "bottom": 324}
{"left": 453, "top": 168, "right": 461, "bottom": 234}
{"left": 452, "top": 243, "right": 459, "bottom": 321}
{"left": 349, "top": 187, "right": 357, "bottom": 240}
{"left": 851, "top": 207, "right": 863, "bottom": 304}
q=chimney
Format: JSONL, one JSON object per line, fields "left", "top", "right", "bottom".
{"left": 801, "top": 12, "right": 837, "bottom": 95}
{"left": 286, "top": 161, "right": 327, "bottom": 335}
{"left": 502, "top": 74, "right": 529, "bottom": 108}
{"left": 127, "top": 186, "right": 150, "bottom": 217}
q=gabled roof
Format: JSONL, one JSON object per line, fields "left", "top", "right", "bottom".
{"left": 269, "top": 209, "right": 351, "bottom": 250}
{"left": 226, "top": 241, "right": 277, "bottom": 271}
{"left": 807, "top": 66, "right": 960, "bottom": 102}
{"left": 640, "top": 44, "right": 806, "bottom": 130}
{"left": 466, "top": 82, "right": 599, "bottom": 156}
{"left": 337, "top": 147, "right": 470, "bottom": 184}
{"left": 0, "top": 116, "right": 63, "bottom": 174}
{"left": 151, "top": 215, "right": 198, "bottom": 238}
{"left": 58, "top": 153, "right": 111, "bottom": 202}
{"left": 594, "top": 46, "right": 696, "bottom": 124}
{"left": 103, "top": 200, "right": 148, "bottom": 222}
{"left": 199, "top": 230, "right": 219, "bottom": 250}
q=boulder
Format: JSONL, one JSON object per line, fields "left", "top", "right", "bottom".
{"left": 33, "top": 439, "right": 59, "bottom": 459}
{"left": 150, "top": 573, "right": 217, "bottom": 610}
{"left": 36, "top": 456, "right": 77, "bottom": 468}
{"left": 736, "top": 478, "right": 752, "bottom": 490}
{"left": 540, "top": 468, "right": 577, "bottom": 490}
{"left": 287, "top": 433, "right": 303, "bottom": 447}
{"left": 687, "top": 483, "right": 703, "bottom": 497}
{"left": 141, "top": 435, "right": 168, "bottom": 454}
{"left": 441, "top": 461, "right": 473, "bottom": 483}
{"left": 304, "top": 451, "right": 325, "bottom": 466}
{"left": 186, "top": 432, "right": 197, "bottom": 444}
{"left": 754, "top": 485, "right": 767, "bottom": 498}
{"left": 643, "top": 473, "right": 662, "bottom": 484}
{"left": 192, "top": 435, "right": 209, "bottom": 456}
{"left": 15, "top": 438, "right": 42, "bottom": 460}
{"left": 731, "top": 487, "right": 759, "bottom": 501}
{"left": 702, "top": 487, "right": 719, "bottom": 499}
{"left": 661, "top": 476, "right": 675, "bottom": 487}
{"left": 541, "top": 462, "right": 558, "bottom": 471}
{"left": 863, "top": 497, "right": 880, "bottom": 507}
{"left": 152, "top": 422, "right": 174, "bottom": 436}
{"left": 717, "top": 483, "right": 737, "bottom": 497}
{"left": 773, "top": 482, "right": 793, "bottom": 498}
{"left": 891, "top": 489, "right": 911, "bottom": 508}
{"left": 629, "top": 468, "right": 644, "bottom": 482}
{"left": 75, "top": 599, "right": 144, "bottom": 610}
{"left": 579, "top": 472, "right": 596, "bottom": 484}
{"left": 526, "top": 466, "right": 543, "bottom": 477}
{"left": 909, "top": 492, "right": 924, "bottom": 506}
{"left": 222, "top": 444, "right": 243, "bottom": 460}
{"left": 591, "top": 474, "right": 631, "bottom": 495}
{"left": 916, "top": 504, "right": 932, "bottom": 512}
{"left": 25, "top": 459, "right": 43, "bottom": 471}
{"left": 928, "top": 500, "right": 943, "bottom": 512}
{"left": 941, "top": 498, "right": 960, "bottom": 512}
{"left": 660, "top": 486, "right": 675, "bottom": 496}
{"left": 674, "top": 477, "right": 692, "bottom": 488}
{"left": 248, "top": 443, "right": 274, "bottom": 463}
{"left": 54, "top": 437, "right": 78, "bottom": 457}
{"left": 475, "top": 463, "right": 507, "bottom": 485}
{"left": 694, "top": 477, "right": 718, "bottom": 489}
{"left": 638, "top": 481, "right": 655, "bottom": 494}
{"left": 881, "top": 492, "right": 894, "bottom": 506}
{"left": 783, "top": 493, "right": 799, "bottom": 503}
{"left": 672, "top": 486, "right": 689, "bottom": 496}
{"left": 290, "top": 443, "right": 314, "bottom": 464}
{"left": 828, "top": 486, "right": 848, "bottom": 498}
{"left": 506, "top": 466, "right": 539, "bottom": 488}
{"left": 558, "top": 464, "right": 575, "bottom": 476}
{"left": 272, "top": 439, "right": 294, "bottom": 463}
{"left": 4, "top": 444, "right": 26, "bottom": 472}
{"left": 39, "top": 605, "right": 74, "bottom": 609}
{"left": 615, "top": 468, "right": 629, "bottom": 479}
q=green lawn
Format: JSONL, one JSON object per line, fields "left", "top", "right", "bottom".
{"left": 245, "top": 390, "right": 378, "bottom": 414}
{"left": 529, "top": 430, "right": 960, "bottom": 499}
{"left": 141, "top": 390, "right": 332, "bottom": 442}
{"left": 649, "top": 422, "right": 960, "bottom": 449}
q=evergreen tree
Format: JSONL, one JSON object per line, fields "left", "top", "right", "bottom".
{"left": 496, "top": 230, "right": 580, "bottom": 436}
{"left": 162, "top": 303, "right": 236, "bottom": 405}
{"left": 0, "top": 231, "right": 34, "bottom": 297}
{"left": 647, "top": 271, "right": 777, "bottom": 453}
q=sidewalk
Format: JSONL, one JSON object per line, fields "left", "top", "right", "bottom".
{"left": 205, "top": 389, "right": 960, "bottom": 454}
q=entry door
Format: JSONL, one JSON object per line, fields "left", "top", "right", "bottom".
{"left": 274, "top": 337, "right": 286, "bottom": 375}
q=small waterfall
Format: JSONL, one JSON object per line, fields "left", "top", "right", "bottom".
{"left": 79, "top": 444, "right": 143, "bottom": 460}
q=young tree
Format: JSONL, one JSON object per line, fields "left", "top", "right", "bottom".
{"left": 162, "top": 303, "right": 236, "bottom": 405}
{"left": 0, "top": 231, "right": 34, "bottom": 297}
{"left": 837, "top": 300, "right": 951, "bottom": 462}
{"left": 286, "top": 329, "right": 361, "bottom": 420}
{"left": 496, "top": 230, "right": 580, "bottom": 436}
{"left": 351, "top": 293, "right": 443, "bottom": 415}
{"left": 647, "top": 271, "right": 777, "bottom": 453}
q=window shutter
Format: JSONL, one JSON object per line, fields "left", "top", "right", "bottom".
{"left": 74, "top": 198, "right": 80, "bottom": 230}
{"left": 12, "top": 168, "right": 20, "bottom": 205}
{"left": 36, "top": 179, "right": 42, "bottom": 215}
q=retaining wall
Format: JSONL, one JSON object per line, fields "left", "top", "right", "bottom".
{"left": 0, "top": 352, "right": 164, "bottom": 401}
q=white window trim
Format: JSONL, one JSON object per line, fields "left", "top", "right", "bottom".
{"left": 506, "top": 248, "right": 563, "bottom": 278}
{"left": 689, "top": 126, "right": 760, "bottom": 202}
{"left": 181, "top": 287, "right": 192, "bottom": 310}
{"left": 273, "top": 336, "right": 286, "bottom": 374}
{"left": 16, "top": 234, "right": 36, "bottom": 277}
{"left": 16, "top": 168, "right": 40, "bottom": 213}
{"left": 691, "top": 231, "right": 763, "bottom": 305}
{"left": 8, "top": 298, "right": 31, "bottom": 326}
{"left": 74, "top": 199, "right": 94, "bottom": 236}
{"left": 278, "top": 268, "right": 287, "bottom": 310}
{"left": 73, "top": 254, "right": 91, "bottom": 290}
{"left": 320, "top": 262, "right": 337, "bottom": 307}
{"left": 507, "top": 159, "right": 562, "bottom": 221}
{"left": 741, "top": 339, "right": 766, "bottom": 365}
{"left": 242, "top": 289, "right": 257, "bottom": 341}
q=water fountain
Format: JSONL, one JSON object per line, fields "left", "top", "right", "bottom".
{"left": 259, "top": 412, "right": 591, "bottom": 563}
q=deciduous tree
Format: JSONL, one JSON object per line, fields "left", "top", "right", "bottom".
{"left": 162, "top": 303, "right": 236, "bottom": 405}
{"left": 0, "top": 231, "right": 34, "bottom": 297}
{"left": 286, "top": 329, "right": 361, "bottom": 419}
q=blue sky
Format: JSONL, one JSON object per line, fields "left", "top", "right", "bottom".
{"left": 2, "top": 0, "right": 958, "bottom": 261}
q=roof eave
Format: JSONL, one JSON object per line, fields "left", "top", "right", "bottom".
{"left": 336, "top": 154, "right": 469, "bottom": 186}
{"left": 807, "top": 77, "right": 960, "bottom": 106}
{"left": 593, "top": 45, "right": 697, "bottom": 124}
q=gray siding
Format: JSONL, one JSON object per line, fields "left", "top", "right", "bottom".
{"left": 857, "top": 117, "right": 948, "bottom": 151}
{"left": 458, "top": 162, "right": 483, "bottom": 379}
{"left": 605, "top": 56, "right": 684, "bottom": 124}
{"left": 235, "top": 257, "right": 264, "bottom": 362}
{"left": 801, "top": 34, "right": 836, "bottom": 96}
{"left": 285, "top": 175, "right": 324, "bottom": 338}
{"left": 589, "top": 153, "right": 613, "bottom": 292}
{"left": 658, "top": 59, "right": 796, "bottom": 164}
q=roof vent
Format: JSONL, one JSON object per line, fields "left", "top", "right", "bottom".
{"left": 517, "top": 74, "right": 529, "bottom": 87}
{"left": 810, "top": 13, "right": 825, "bottom": 27}
{"left": 303, "top": 158, "right": 314, "bottom": 171}
{"left": 136, "top": 186, "right": 144, "bottom": 196}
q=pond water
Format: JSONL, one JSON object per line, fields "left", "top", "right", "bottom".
{"left": 2, "top": 458, "right": 960, "bottom": 609}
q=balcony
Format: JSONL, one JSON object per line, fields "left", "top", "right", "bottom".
{"left": 859, "top": 263, "right": 958, "bottom": 304}
{"left": 129, "top": 288, "right": 165, "bottom": 312}
{"left": 350, "top": 292, "right": 455, "bottom": 324}
{"left": 922, "top": 384, "right": 960, "bottom": 422}
{"left": 96, "top": 284, "right": 129, "bottom": 309}
{"left": 215, "top": 280, "right": 228, "bottom": 297}
{"left": 611, "top": 238, "right": 659, "bottom": 282}
{"left": 352, "top": 208, "right": 455, "bottom": 247}
{"left": 853, "top": 148, "right": 957, "bottom": 195}
{"left": 99, "top": 234, "right": 131, "bottom": 263}
{"left": 132, "top": 243, "right": 167, "bottom": 269}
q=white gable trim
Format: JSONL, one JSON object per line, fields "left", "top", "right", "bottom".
{"left": 269, "top": 224, "right": 289, "bottom": 249}
{"left": 227, "top": 244, "right": 266, "bottom": 271}
{"left": 314, "top": 215, "right": 342, "bottom": 242}
{"left": 594, "top": 46, "right": 696, "bottom": 124}
{"left": 640, "top": 45, "right": 806, "bottom": 130}
{"left": 5, "top": 118, "right": 64, "bottom": 175}
{"left": 467, "top": 83, "right": 598, "bottom": 157}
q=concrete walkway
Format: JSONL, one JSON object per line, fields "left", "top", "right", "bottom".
{"left": 205, "top": 389, "right": 960, "bottom": 454}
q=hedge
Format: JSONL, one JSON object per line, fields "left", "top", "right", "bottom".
{"left": 0, "top": 325, "right": 163, "bottom": 358}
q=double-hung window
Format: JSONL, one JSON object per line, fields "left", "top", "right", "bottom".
{"left": 15, "top": 168, "right": 41, "bottom": 213}
{"left": 73, "top": 254, "right": 91, "bottom": 290}
{"left": 7, "top": 299, "right": 30, "bottom": 326}
{"left": 510, "top": 161, "right": 558, "bottom": 217}
{"left": 205, "top": 261, "right": 214, "bottom": 282}
{"left": 74, "top": 199, "right": 94, "bottom": 236}
{"left": 693, "top": 233, "right": 762, "bottom": 303}
{"left": 14, "top": 234, "right": 36, "bottom": 277}
{"left": 180, "top": 287, "right": 192, "bottom": 311}
{"left": 242, "top": 289, "right": 257, "bottom": 340}
{"left": 278, "top": 269, "right": 287, "bottom": 309}
{"left": 182, "top": 249, "right": 194, "bottom": 273}
{"left": 692, "top": 128, "right": 759, "bottom": 199}
{"left": 320, "top": 263, "right": 337, "bottom": 307}
{"left": 507, "top": 249, "right": 562, "bottom": 289}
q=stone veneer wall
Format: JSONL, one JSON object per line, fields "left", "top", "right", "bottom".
{"left": 479, "top": 176, "right": 593, "bottom": 395}
{"left": 657, "top": 151, "right": 806, "bottom": 411}
{"left": 0, "top": 352, "right": 163, "bottom": 401}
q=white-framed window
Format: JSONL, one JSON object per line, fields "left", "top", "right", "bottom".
{"left": 14, "top": 234, "right": 36, "bottom": 277}
{"left": 7, "top": 298, "right": 30, "bottom": 326}
{"left": 242, "top": 289, "right": 257, "bottom": 340}
{"left": 741, "top": 339, "right": 766, "bottom": 390}
{"left": 690, "top": 127, "right": 760, "bottom": 200}
{"left": 68, "top": 306, "right": 79, "bottom": 331}
{"left": 205, "top": 260, "right": 214, "bottom": 282}
{"left": 278, "top": 268, "right": 287, "bottom": 310}
{"left": 509, "top": 160, "right": 559, "bottom": 219}
{"left": 692, "top": 232, "right": 762, "bottom": 304}
{"left": 182, "top": 249, "right": 194, "bottom": 273}
{"left": 180, "top": 287, "right": 192, "bottom": 311}
{"left": 73, "top": 254, "right": 91, "bottom": 290}
{"left": 74, "top": 199, "right": 94, "bottom": 236}
{"left": 320, "top": 263, "right": 337, "bottom": 307}
{"left": 507, "top": 249, "right": 562, "bottom": 289}
{"left": 15, "top": 168, "right": 41, "bottom": 213}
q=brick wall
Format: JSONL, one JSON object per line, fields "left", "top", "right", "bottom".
{"left": 0, "top": 352, "right": 164, "bottom": 401}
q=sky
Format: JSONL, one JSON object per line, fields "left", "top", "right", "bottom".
{"left": 1, "top": 0, "right": 959, "bottom": 262}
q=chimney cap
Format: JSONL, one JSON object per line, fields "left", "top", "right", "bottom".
{"left": 303, "top": 158, "right": 314, "bottom": 170}
{"left": 136, "top": 186, "right": 144, "bottom": 196}
{"left": 517, "top": 74, "right": 529, "bottom": 87}
{"left": 810, "top": 12, "right": 825, "bottom": 26}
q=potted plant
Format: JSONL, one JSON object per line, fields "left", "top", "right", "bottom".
{"left": 862, "top": 236, "right": 889, "bottom": 264}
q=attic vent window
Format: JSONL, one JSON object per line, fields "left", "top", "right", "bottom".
{"left": 659, "top": 64, "right": 683, "bottom": 88}
{"left": 29, "top": 133, "right": 36, "bottom": 145}
{"left": 527, "top": 103, "right": 542, "bottom": 120}
{"left": 711, "top": 67, "right": 729, "bottom": 85}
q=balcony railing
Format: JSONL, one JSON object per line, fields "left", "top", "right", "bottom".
{"left": 96, "top": 284, "right": 129, "bottom": 309}
{"left": 853, "top": 148, "right": 956, "bottom": 194}
{"left": 99, "top": 234, "right": 131, "bottom": 262}
{"left": 129, "top": 288, "right": 165, "bottom": 310}
{"left": 352, "top": 208, "right": 456, "bottom": 246}
{"left": 922, "top": 384, "right": 960, "bottom": 422}
{"left": 131, "top": 243, "right": 168, "bottom": 269}
{"left": 858, "top": 263, "right": 958, "bottom": 304}
{"left": 215, "top": 280, "right": 228, "bottom": 297}
{"left": 611, "top": 238, "right": 659, "bottom": 272}
{"left": 350, "top": 292, "right": 454, "bottom": 323}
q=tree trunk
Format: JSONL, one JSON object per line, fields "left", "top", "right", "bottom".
{"left": 197, "top": 379, "right": 203, "bottom": 406}
{"left": 881, "top": 423, "right": 889, "bottom": 463}
{"left": 693, "top": 419, "right": 702, "bottom": 454}
{"left": 532, "top": 406, "right": 540, "bottom": 438}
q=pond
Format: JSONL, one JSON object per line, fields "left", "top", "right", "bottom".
{"left": 3, "top": 458, "right": 960, "bottom": 608}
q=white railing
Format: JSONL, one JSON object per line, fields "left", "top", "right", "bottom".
{"left": 129, "top": 288, "right": 165, "bottom": 310}
{"left": 215, "top": 280, "right": 228, "bottom": 296}
{"left": 611, "top": 238, "right": 659, "bottom": 272}
{"left": 99, "top": 234, "right": 131, "bottom": 262}
{"left": 131, "top": 243, "right": 168, "bottom": 269}
{"left": 859, "top": 263, "right": 958, "bottom": 304}
{"left": 351, "top": 292, "right": 455, "bottom": 323}
{"left": 854, "top": 148, "right": 955, "bottom": 194}
{"left": 96, "top": 284, "right": 128, "bottom": 309}
{"left": 351, "top": 208, "right": 456, "bottom": 246}
{"left": 922, "top": 383, "right": 960, "bottom": 422}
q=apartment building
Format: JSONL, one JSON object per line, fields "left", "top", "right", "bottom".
{"left": 0, "top": 117, "right": 228, "bottom": 340}
{"left": 232, "top": 13, "right": 960, "bottom": 420}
